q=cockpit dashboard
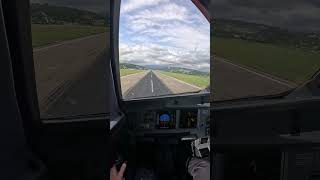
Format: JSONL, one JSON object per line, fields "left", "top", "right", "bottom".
{"left": 122, "top": 93, "right": 210, "bottom": 142}
{"left": 135, "top": 108, "right": 209, "bottom": 134}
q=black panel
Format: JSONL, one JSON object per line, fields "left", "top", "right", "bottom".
{"left": 40, "top": 119, "right": 109, "bottom": 180}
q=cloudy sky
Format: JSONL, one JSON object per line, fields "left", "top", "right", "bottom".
{"left": 211, "top": 0, "right": 320, "bottom": 32}
{"left": 119, "top": 0, "right": 210, "bottom": 72}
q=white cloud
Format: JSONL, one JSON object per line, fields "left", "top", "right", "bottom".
{"left": 160, "top": 23, "right": 210, "bottom": 50}
{"left": 130, "top": 3, "right": 188, "bottom": 22}
{"left": 121, "top": 0, "right": 167, "bottom": 13}
{"left": 120, "top": 42, "right": 210, "bottom": 71}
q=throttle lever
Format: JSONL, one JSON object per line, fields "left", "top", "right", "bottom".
{"left": 114, "top": 154, "right": 128, "bottom": 172}
{"left": 115, "top": 155, "right": 123, "bottom": 171}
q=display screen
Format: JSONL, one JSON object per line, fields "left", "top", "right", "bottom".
{"left": 160, "top": 114, "right": 170, "bottom": 122}
{"left": 180, "top": 110, "right": 198, "bottom": 128}
{"left": 157, "top": 111, "right": 175, "bottom": 129}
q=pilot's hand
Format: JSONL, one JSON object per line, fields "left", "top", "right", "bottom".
{"left": 110, "top": 163, "right": 127, "bottom": 180}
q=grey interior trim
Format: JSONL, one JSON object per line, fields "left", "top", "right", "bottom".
{"left": 212, "top": 96, "right": 320, "bottom": 111}
{"left": 42, "top": 115, "right": 110, "bottom": 124}
{"left": 110, "top": 112, "right": 125, "bottom": 130}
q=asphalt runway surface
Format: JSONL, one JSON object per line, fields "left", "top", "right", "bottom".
{"left": 44, "top": 51, "right": 109, "bottom": 118}
{"left": 213, "top": 57, "right": 294, "bottom": 101}
{"left": 33, "top": 33, "right": 109, "bottom": 118}
{"left": 33, "top": 33, "right": 107, "bottom": 107}
{"left": 124, "top": 71, "right": 173, "bottom": 99}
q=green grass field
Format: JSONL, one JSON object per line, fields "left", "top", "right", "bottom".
{"left": 120, "top": 69, "right": 145, "bottom": 77}
{"left": 212, "top": 36, "right": 320, "bottom": 84}
{"left": 31, "top": 24, "right": 107, "bottom": 47}
{"left": 159, "top": 71, "right": 210, "bottom": 88}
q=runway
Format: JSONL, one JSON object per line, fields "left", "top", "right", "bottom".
{"left": 34, "top": 32, "right": 295, "bottom": 118}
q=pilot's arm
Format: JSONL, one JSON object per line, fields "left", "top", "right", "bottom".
{"left": 110, "top": 163, "right": 127, "bottom": 180}
{"left": 188, "top": 157, "right": 210, "bottom": 180}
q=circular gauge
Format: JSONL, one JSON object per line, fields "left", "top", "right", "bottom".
{"left": 160, "top": 114, "right": 170, "bottom": 122}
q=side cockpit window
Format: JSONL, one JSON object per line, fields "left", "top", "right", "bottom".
{"left": 30, "top": 0, "right": 109, "bottom": 118}
{"left": 212, "top": 0, "right": 320, "bottom": 101}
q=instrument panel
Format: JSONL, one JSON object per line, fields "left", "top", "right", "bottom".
{"left": 133, "top": 108, "right": 210, "bottom": 137}
{"left": 123, "top": 92, "right": 210, "bottom": 141}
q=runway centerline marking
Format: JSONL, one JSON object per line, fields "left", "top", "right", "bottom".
{"left": 150, "top": 73, "right": 154, "bottom": 93}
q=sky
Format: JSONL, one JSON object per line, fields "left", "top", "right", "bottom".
{"left": 119, "top": 0, "right": 210, "bottom": 72}
{"left": 211, "top": 0, "right": 320, "bottom": 32}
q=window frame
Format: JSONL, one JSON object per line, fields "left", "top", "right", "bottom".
{"left": 2, "top": 0, "right": 117, "bottom": 147}
{"left": 115, "top": 0, "right": 211, "bottom": 102}
{"left": 2, "top": 0, "right": 41, "bottom": 150}
{"left": 16, "top": 0, "right": 115, "bottom": 121}
{"left": 111, "top": 0, "right": 123, "bottom": 102}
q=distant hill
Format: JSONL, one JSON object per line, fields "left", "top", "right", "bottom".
{"left": 145, "top": 65, "right": 209, "bottom": 76}
{"left": 163, "top": 67, "right": 209, "bottom": 76}
{"left": 31, "top": 3, "right": 108, "bottom": 26}
{"left": 120, "top": 63, "right": 148, "bottom": 70}
{"left": 120, "top": 63, "right": 209, "bottom": 76}
{"left": 213, "top": 19, "right": 320, "bottom": 52}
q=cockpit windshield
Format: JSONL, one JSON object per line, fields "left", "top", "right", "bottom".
{"left": 119, "top": 0, "right": 210, "bottom": 100}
